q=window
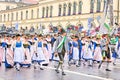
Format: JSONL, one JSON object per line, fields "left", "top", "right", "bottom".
{"left": 68, "top": 3, "right": 72, "bottom": 15}
{"left": 78, "top": 1, "right": 83, "bottom": 14}
{"left": 58, "top": 4, "right": 62, "bottom": 16}
{"left": 90, "top": 0, "right": 94, "bottom": 13}
{"left": 26, "top": 10, "right": 28, "bottom": 19}
{"left": 16, "top": 12, "right": 18, "bottom": 21}
{"left": 42, "top": 7, "right": 45, "bottom": 18}
{"left": 50, "top": 6, "right": 53, "bottom": 17}
{"left": 8, "top": 14, "right": 9, "bottom": 21}
{"left": 63, "top": 3, "right": 67, "bottom": 16}
{"left": 11, "top": 13, "right": 14, "bottom": 21}
{"left": 31, "top": 10, "right": 33, "bottom": 19}
{"left": 6, "top": 6, "right": 10, "bottom": 10}
{"left": 21, "top": 11, "right": 23, "bottom": 20}
{"left": 4, "top": 14, "right": 6, "bottom": 22}
{"left": 97, "top": 0, "right": 101, "bottom": 12}
{"left": 73, "top": 2, "right": 77, "bottom": 15}
{"left": 103, "top": 0, "right": 107, "bottom": 11}
{"left": 46, "top": 6, "right": 49, "bottom": 18}
{"left": 37, "top": 8, "right": 39, "bottom": 18}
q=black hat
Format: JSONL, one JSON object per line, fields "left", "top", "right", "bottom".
{"left": 16, "top": 34, "right": 21, "bottom": 37}
{"left": 59, "top": 28, "right": 66, "bottom": 34}
{"left": 38, "top": 34, "right": 43, "bottom": 37}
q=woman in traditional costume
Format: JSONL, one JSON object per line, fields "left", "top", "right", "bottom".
{"left": 70, "top": 36, "right": 80, "bottom": 67}
{"left": 32, "top": 34, "right": 45, "bottom": 70}
{"left": 82, "top": 37, "right": 93, "bottom": 66}
{"left": 5, "top": 36, "right": 14, "bottom": 68}
{"left": 1, "top": 36, "right": 7, "bottom": 62}
{"left": 29, "top": 35, "right": 36, "bottom": 58}
{"left": 21, "top": 36, "right": 31, "bottom": 67}
{"left": 13, "top": 34, "right": 24, "bottom": 71}
{"left": 46, "top": 34, "right": 52, "bottom": 60}
{"left": 0, "top": 37, "right": 4, "bottom": 66}
{"left": 93, "top": 38, "right": 102, "bottom": 62}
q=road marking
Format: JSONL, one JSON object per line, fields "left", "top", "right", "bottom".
{"left": 44, "top": 66, "right": 113, "bottom": 80}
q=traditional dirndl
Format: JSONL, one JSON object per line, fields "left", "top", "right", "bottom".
{"left": 72, "top": 42, "right": 79, "bottom": 60}
{"left": 5, "top": 45, "right": 14, "bottom": 68}
{"left": 0, "top": 45, "right": 4, "bottom": 64}
{"left": 93, "top": 45, "right": 102, "bottom": 61}
{"left": 32, "top": 42, "right": 45, "bottom": 63}
{"left": 83, "top": 45, "right": 93, "bottom": 60}
{"left": 14, "top": 42, "right": 24, "bottom": 63}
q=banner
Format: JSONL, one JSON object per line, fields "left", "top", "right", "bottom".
{"left": 15, "top": 23, "right": 18, "bottom": 30}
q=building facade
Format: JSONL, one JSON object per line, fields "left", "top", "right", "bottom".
{"left": 0, "top": 0, "right": 120, "bottom": 30}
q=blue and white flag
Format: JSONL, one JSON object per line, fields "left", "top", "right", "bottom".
{"left": 15, "top": 23, "right": 19, "bottom": 30}
{"left": 88, "top": 18, "right": 93, "bottom": 28}
{"left": 87, "top": 18, "right": 93, "bottom": 36}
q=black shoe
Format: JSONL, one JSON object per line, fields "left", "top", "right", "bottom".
{"left": 106, "top": 69, "right": 111, "bottom": 71}
{"left": 55, "top": 69, "right": 59, "bottom": 73}
{"left": 76, "top": 65, "right": 80, "bottom": 67}
{"left": 113, "top": 63, "right": 116, "bottom": 66}
{"left": 98, "top": 64, "right": 101, "bottom": 69}
{"left": 34, "top": 66, "right": 37, "bottom": 69}
{"left": 0, "top": 63, "right": 1, "bottom": 66}
{"left": 40, "top": 68, "right": 44, "bottom": 70}
{"left": 16, "top": 67, "right": 20, "bottom": 71}
{"left": 62, "top": 72, "right": 66, "bottom": 75}
{"left": 88, "top": 65, "right": 93, "bottom": 67}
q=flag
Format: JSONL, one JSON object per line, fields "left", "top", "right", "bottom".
{"left": 96, "top": 16, "right": 101, "bottom": 23}
{"left": 104, "top": 23, "right": 111, "bottom": 31}
{"left": 15, "top": 23, "right": 18, "bottom": 30}
{"left": 79, "top": 26, "right": 83, "bottom": 32}
{"left": 99, "top": 0, "right": 109, "bottom": 34}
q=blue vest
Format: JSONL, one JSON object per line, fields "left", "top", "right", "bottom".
{"left": 72, "top": 42, "right": 78, "bottom": 47}
{"left": 16, "top": 41, "right": 22, "bottom": 47}
{"left": 38, "top": 42, "right": 42, "bottom": 47}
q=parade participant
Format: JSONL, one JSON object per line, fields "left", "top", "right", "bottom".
{"left": 93, "top": 37, "right": 102, "bottom": 63}
{"left": 115, "top": 37, "right": 120, "bottom": 59}
{"left": 109, "top": 35, "right": 118, "bottom": 65}
{"left": 46, "top": 34, "right": 52, "bottom": 60}
{"left": 98, "top": 34, "right": 111, "bottom": 71}
{"left": 1, "top": 35, "right": 7, "bottom": 62}
{"left": 42, "top": 42, "right": 49, "bottom": 66}
{"left": 82, "top": 37, "right": 93, "bottom": 67}
{"left": 81, "top": 36, "right": 89, "bottom": 66}
{"left": 68, "top": 36, "right": 74, "bottom": 66}
{"left": 81, "top": 37, "right": 86, "bottom": 61}
{"left": 32, "top": 34, "right": 45, "bottom": 70}
{"left": 77, "top": 35, "right": 83, "bottom": 66}
{"left": 0, "top": 36, "right": 3, "bottom": 66}
{"left": 29, "top": 35, "right": 36, "bottom": 58}
{"left": 69, "top": 36, "right": 80, "bottom": 67}
{"left": 54, "top": 28, "right": 69, "bottom": 75}
{"left": 5, "top": 36, "right": 14, "bottom": 68}
{"left": 21, "top": 36, "right": 31, "bottom": 67}
{"left": 13, "top": 34, "right": 24, "bottom": 71}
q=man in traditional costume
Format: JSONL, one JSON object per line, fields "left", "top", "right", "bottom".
{"left": 54, "top": 28, "right": 69, "bottom": 75}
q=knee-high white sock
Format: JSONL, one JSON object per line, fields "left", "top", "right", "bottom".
{"left": 89, "top": 60, "right": 93, "bottom": 65}
{"left": 106, "top": 62, "right": 110, "bottom": 69}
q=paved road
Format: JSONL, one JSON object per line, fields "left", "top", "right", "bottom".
{"left": 0, "top": 60, "right": 120, "bottom": 80}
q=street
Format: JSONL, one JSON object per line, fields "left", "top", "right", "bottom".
{"left": 0, "top": 60, "right": 120, "bottom": 80}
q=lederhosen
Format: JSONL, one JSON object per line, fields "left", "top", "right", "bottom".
{"left": 102, "top": 44, "right": 111, "bottom": 60}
